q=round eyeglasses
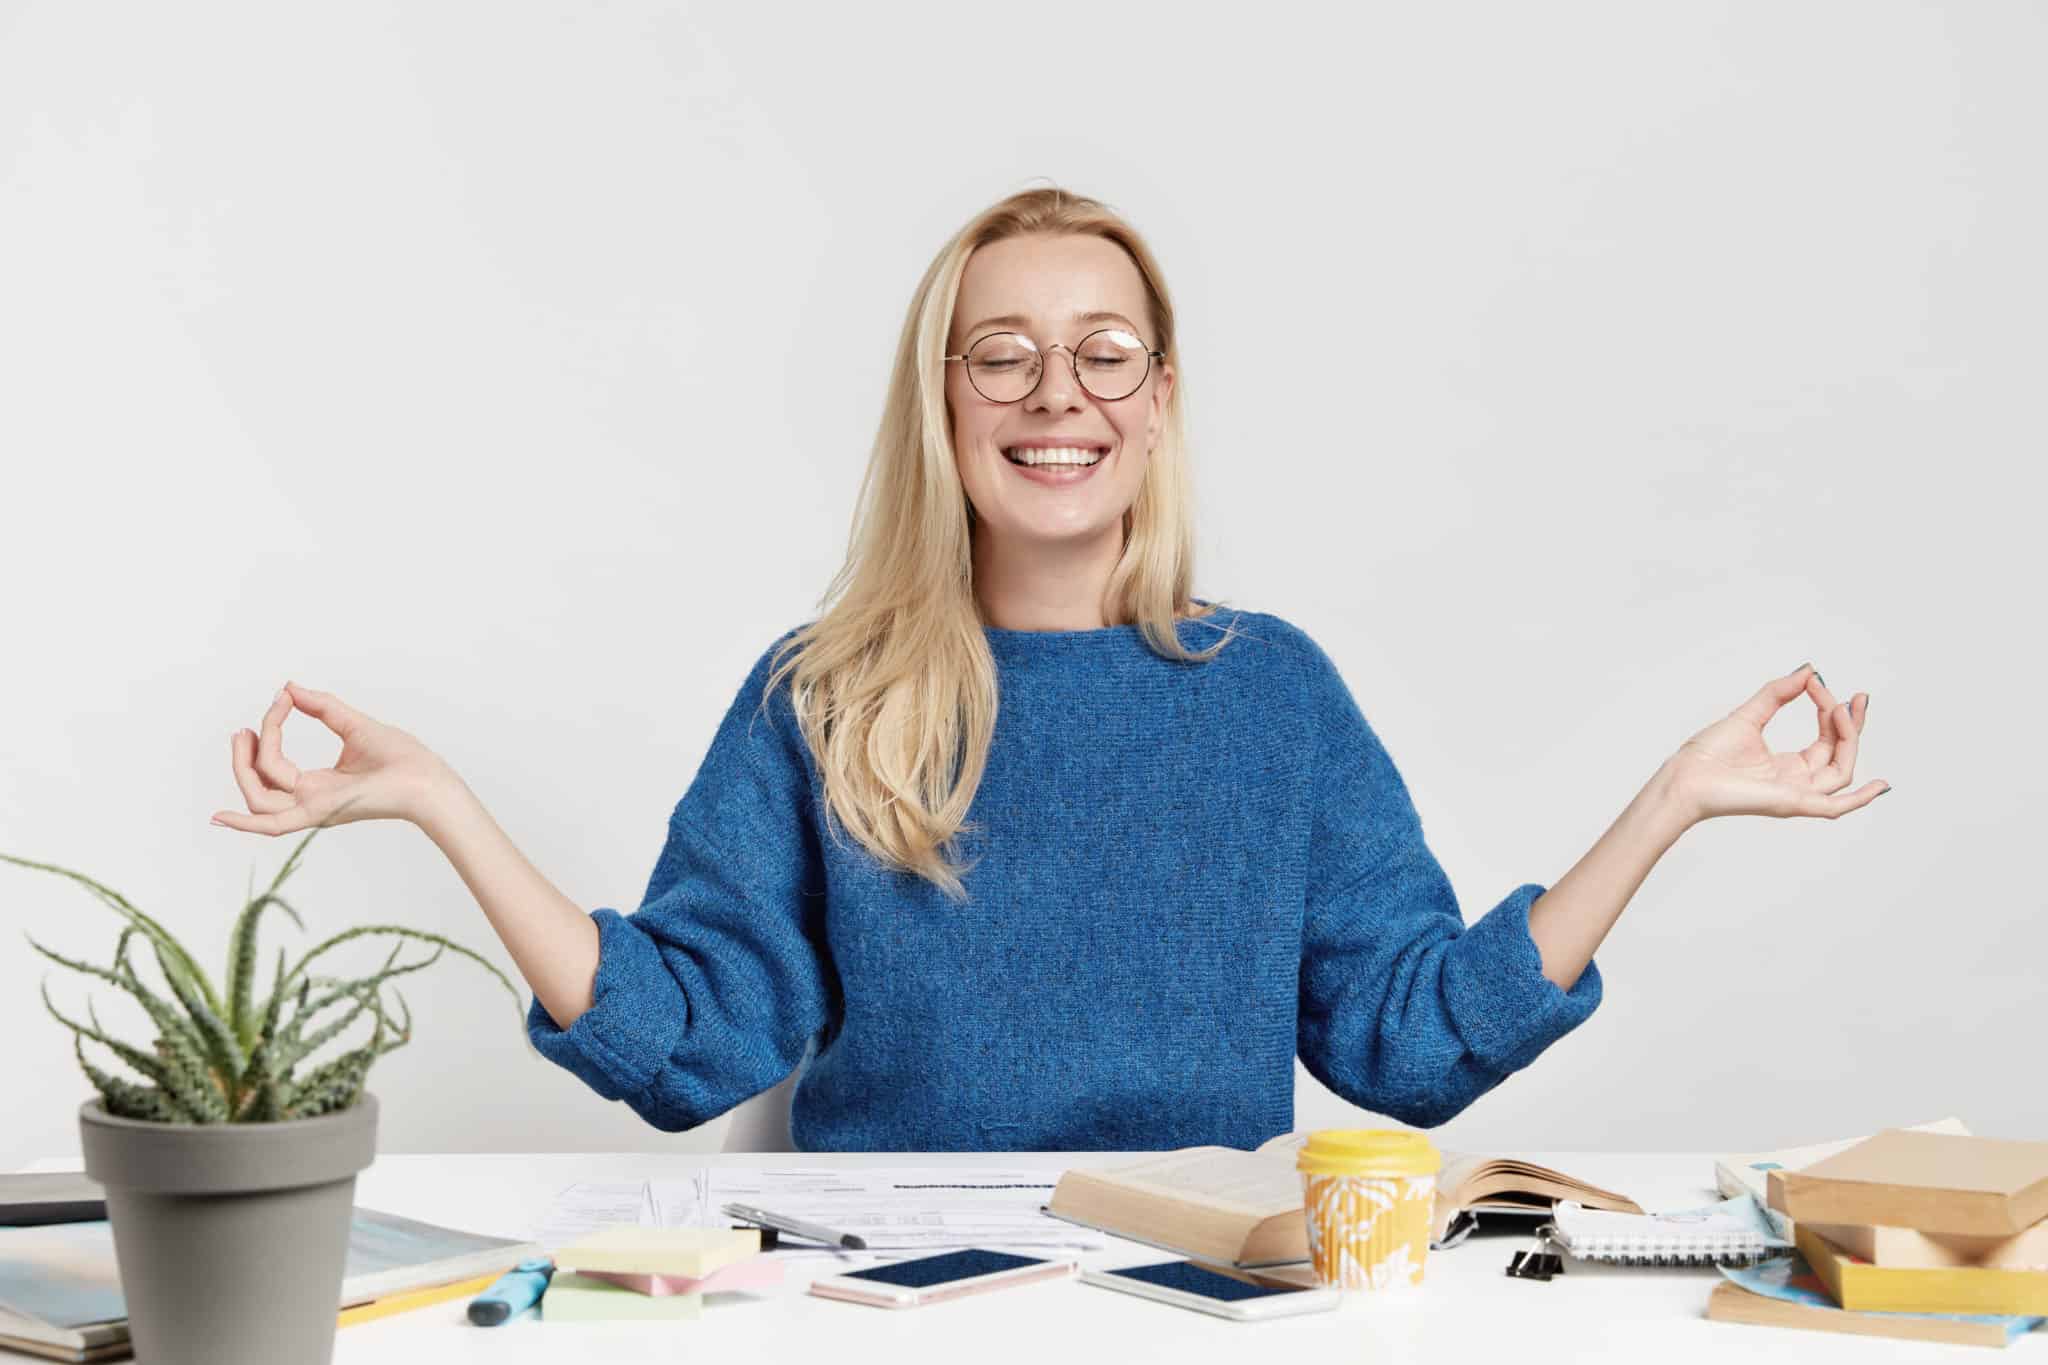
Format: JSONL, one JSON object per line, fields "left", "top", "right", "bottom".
{"left": 944, "top": 328, "right": 1165, "bottom": 404}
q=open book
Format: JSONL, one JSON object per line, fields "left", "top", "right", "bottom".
{"left": 1041, "top": 1130, "right": 1642, "bottom": 1272}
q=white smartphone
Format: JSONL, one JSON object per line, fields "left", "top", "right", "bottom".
{"left": 1079, "top": 1260, "right": 1342, "bottom": 1321}
{"left": 808, "top": 1248, "right": 1078, "bottom": 1309}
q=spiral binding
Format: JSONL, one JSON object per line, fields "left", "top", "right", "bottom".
{"left": 1539, "top": 1196, "right": 1799, "bottom": 1271}
{"left": 1576, "top": 1246, "right": 1783, "bottom": 1267}
{"left": 1552, "top": 1222, "right": 1788, "bottom": 1266}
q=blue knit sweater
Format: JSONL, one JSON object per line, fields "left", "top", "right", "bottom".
{"left": 527, "top": 604, "right": 1603, "bottom": 1150}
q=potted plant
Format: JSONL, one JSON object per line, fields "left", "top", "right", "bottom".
{"left": 2, "top": 798, "right": 519, "bottom": 1365}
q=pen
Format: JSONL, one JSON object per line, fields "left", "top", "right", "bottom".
{"left": 466, "top": 1257, "right": 556, "bottom": 1326}
{"left": 722, "top": 1201, "right": 869, "bottom": 1250}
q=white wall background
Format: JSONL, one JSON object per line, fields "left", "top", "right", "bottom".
{"left": 2, "top": 0, "right": 2039, "bottom": 1172}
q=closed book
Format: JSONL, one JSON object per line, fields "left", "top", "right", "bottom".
{"left": 1712, "top": 1115, "right": 1971, "bottom": 1242}
{"left": 542, "top": 1273, "right": 702, "bottom": 1321}
{"left": 0, "top": 1330, "right": 130, "bottom": 1364}
{"left": 0, "top": 1174, "right": 107, "bottom": 1228}
{"left": 1796, "top": 1223, "right": 2048, "bottom": 1316}
{"left": 335, "top": 1270, "right": 507, "bottom": 1329}
{"left": 1768, "top": 1130, "right": 2048, "bottom": 1238}
{"left": 1800, "top": 1218, "right": 2048, "bottom": 1271}
{"left": 552, "top": 1226, "right": 761, "bottom": 1278}
{"left": 1705, "top": 1280, "right": 2037, "bottom": 1349}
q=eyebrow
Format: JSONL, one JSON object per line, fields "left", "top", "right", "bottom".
{"left": 963, "top": 309, "right": 1139, "bottom": 338}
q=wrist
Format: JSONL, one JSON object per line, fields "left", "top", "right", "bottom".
{"left": 1643, "top": 757, "right": 1700, "bottom": 840}
{"left": 409, "top": 762, "right": 479, "bottom": 842}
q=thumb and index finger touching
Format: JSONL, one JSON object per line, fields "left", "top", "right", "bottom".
{"left": 1739, "top": 663, "right": 1860, "bottom": 732}
{"left": 1737, "top": 662, "right": 1890, "bottom": 801}
{"left": 213, "top": 680, "right": 358, "bottom": 835}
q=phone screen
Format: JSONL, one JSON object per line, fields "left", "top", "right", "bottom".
{"left": 1103, "top": 1261, "right": 1316, "bottom": 1301}
{"left": 842, "top": 1249, "right": 1050, "bottom": 1288}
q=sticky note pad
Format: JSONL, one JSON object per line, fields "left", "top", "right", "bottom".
{"left": 543, "top": 1271, "right": 703, "bottom": 1321}
{"left": 582, "top": 1258, "right": 787, "bottom": 1297}
{"left": 554, "top": 1226, "right": 761, "bottom": 1278}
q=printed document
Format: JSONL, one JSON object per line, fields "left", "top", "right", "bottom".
{"left": 535, "top": 1167, "right": 1107, "bottom": 1259}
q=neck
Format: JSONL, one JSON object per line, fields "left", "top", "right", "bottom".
{"left": 971, "top": 523, "right": 1125, "bottom": 631}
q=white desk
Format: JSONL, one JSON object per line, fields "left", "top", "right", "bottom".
{"left": 19, "top": 1150, "right": 2038, "bottom": 1363}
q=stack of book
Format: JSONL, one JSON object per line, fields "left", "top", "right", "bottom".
{"left": 1707, "top": 1127, "right": 2048, "bottom": 1348}
{"left": 0, "top": 1206, "right": 545, "bottom": 1363}
{"left": 543, "top": 1227, "right": 784, "bottom": 1321}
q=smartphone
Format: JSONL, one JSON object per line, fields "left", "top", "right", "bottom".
{"left": 808, "top": 1248, "right": 1078, "bottom": 1309}
{"left": 1079, "top": 1260, "right": 1341, "bottom": 1321}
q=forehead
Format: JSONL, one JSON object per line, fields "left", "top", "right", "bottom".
{"left": 952, "top": 233, "right": 1149, "bottom": 340}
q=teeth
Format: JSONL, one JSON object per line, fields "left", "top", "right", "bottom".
{"left": 1004, "top": 446, "right": 1104, "bottom": 467}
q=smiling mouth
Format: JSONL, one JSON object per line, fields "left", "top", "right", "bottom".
{"left": 1002, "top": 445, "right": 1109, "bottom": 467}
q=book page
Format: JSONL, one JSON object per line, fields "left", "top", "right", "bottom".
{"left": 1255, "top": 1130, "right": 1476, "bottom": 1180}
{"left": 1093, "top": 1149, "right": 1305, "bottom": 1219}
{"left": 1438, "top": 1153, "right": 1487, "bottom": 1199}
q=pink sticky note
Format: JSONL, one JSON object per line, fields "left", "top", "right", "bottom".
{"left": 581, "top": 1258, "right": 786, "bottom": 1297}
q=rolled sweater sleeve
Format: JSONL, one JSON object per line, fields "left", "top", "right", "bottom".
{"left": 1295, "top": 637, "right": 1601, "bottom": 1129}
{"left": 526, "top": 630, "right": 834, "bottom": 1133}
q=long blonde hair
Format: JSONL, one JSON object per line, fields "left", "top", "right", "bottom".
{"left": 762, "top": 185, "right": 1231, "bottom": 902}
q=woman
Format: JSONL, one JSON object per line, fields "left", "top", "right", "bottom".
{"left": 212, "top": 186, "right": 1889, "bottom": 1150}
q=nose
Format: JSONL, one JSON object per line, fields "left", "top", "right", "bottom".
{"left": 1025, "top": 343, "right": 1087, "bottom": 413}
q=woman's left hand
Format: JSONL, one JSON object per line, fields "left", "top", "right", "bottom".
{"left": 1663, "top": 663, "right": 1891, "bottom": 824}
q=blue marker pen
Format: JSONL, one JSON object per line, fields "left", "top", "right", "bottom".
{"left": 468, "top": 1257, "right": 555, "bottom": 1326}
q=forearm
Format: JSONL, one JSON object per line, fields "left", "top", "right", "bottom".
{"left": 413, "top": 772, "right": 602, "bottom": 1032}
{"left": 1526, "top": 760, "right": 1694, "bottom": 990}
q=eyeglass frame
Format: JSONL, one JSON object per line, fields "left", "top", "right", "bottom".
{"left": 943, "top": 327, "right": 1167, "bottom": 404}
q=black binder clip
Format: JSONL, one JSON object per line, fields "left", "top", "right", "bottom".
{"left": 1505, "top": 1225, "right": 1564, "bottom": 1282}
{"left": 1432, "top": 1207, "right": 1479, "bottom": 1251}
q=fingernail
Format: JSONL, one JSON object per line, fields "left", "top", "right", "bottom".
{"left": 210, "top": 815, "right": 226, "bottom": 826}
{"left": 1814, "top": 670, "right": 1827, "bottom": 688}
{"left": 1877, "top": 786, "right": 1893, "bottom": 798}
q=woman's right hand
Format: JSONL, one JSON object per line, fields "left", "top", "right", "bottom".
{"left": 212, "top": 681, "right": 455, "bottom": 836}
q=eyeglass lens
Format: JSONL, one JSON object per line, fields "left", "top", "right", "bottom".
{"left": 964, "top": 329, "right": 1150, "bottom": 403}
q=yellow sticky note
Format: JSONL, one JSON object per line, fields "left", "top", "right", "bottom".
{"left": 554, "top": 1226, "right": 760, "bottom": 1278}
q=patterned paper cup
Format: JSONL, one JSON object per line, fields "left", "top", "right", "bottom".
{"left": 1297, "top": 1129, "right": 1441, "bottom": 1292}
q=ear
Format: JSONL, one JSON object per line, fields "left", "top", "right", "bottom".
{"left": 1147, "top": 359, "right": 1174, "bottom": 449}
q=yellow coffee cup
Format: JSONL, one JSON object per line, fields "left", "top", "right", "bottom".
{"left": 1297, "top": 1129, "right": 1441, "bottom": 1291}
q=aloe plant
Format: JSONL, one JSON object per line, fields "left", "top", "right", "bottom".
{"left": 2, "top": 797, "right": 520, "bottom": 1123}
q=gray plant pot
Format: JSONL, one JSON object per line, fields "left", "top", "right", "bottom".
{"left": 78, "top": 1092, "right": 378, "bottom": 1365}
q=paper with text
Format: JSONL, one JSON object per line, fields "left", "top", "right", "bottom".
{"left": 531, "top": 1181, "right": 655, "bottom": 1248}
{"left": 675, "top": 1167, "right": 1110, "bottom": 1256}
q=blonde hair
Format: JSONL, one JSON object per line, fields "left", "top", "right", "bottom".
{"left": 762, "top": 184, "right": 1232, "bottom": 902}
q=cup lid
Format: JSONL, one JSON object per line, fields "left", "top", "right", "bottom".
{"left": 1296, "top": 1128, "right": 1441, "bottom": 1178}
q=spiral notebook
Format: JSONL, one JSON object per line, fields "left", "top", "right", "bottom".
{"left": 1549, "top": 1193, "right": 1793, "bottom": 1267}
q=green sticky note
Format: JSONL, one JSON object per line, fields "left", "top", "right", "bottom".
{"left": 542, "top": 1271, "right": 703, "bottom": 1321}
